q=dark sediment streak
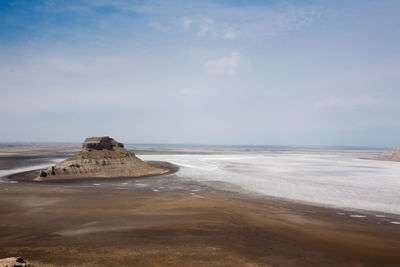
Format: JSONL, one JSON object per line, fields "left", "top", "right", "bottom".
{"left": 0, "top": 155, "right": 68, "bottom": 170}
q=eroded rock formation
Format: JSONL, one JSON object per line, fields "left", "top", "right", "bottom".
{"left": 0, "top": 257, "right": 30, "bottom": 267}
{"left": 376, "top": 147, "right": 400, "bottom": 162}
{"left": 36, "top": 136, "right": 168, "bottom": 180}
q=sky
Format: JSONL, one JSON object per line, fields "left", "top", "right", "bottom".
{"left": 0, "top": 0, "right": 399, "bottom": 147}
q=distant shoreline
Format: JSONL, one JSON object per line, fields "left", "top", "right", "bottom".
{"left": 3, "top": 161, "right": 179, "bottom": 183}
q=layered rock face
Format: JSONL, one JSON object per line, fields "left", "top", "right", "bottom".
{"left": 36, "top": 136, "right": 168, "bottom": 181}
{"left": 376, "top": 147, "right": 400, "bottom": 162}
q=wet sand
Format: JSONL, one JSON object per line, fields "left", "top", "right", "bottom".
{"left": 0, "top": 147, "right": 400, "bottom": 266}
{"left": 1, "top": 175, "right": 400, "bottom": 266}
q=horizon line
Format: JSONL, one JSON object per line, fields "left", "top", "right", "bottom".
{"left": 0, "top": 141, "right": 389, "bottom": 150}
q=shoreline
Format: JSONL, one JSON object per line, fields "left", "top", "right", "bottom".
{"left": 2, "top": 153, "right": 400, "bottom": 218}
{"left": 2, "top": 160, "right": 180, "bottom": 183}
{"left": 3, "top": 158, "right": 400, "bottom": 219}
{"left": 4, "top": 165, "right": 400, "bottom": 220}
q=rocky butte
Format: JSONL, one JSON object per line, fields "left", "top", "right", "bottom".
{"left": 36, "top": 136, "right": 169, "bottom": 181}
{"left": 376, "top": 147, "right": 400, "bottom": 162}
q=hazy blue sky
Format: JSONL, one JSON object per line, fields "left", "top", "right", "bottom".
{"left": 0, "top": 0, "right": 399, "bottom": 146}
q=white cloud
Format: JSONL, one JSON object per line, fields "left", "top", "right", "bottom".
{"left": 181, "top": 15, "right": 236, "bottom": 39}
{"left": 220, "top": 5, "right": 334, "bottom": 39}
{"left": 198, "top": 17, "right": 216, "bottom": 37}
{"left": 205, "top": 51, "right": 240, "bottom": 75}
{"left": 181, "top": 15, "right": 217, "bottom": 38}
{"left": 222, "top": 26, "right": 237, "bottom": 40}
{"left": 181, "top": 16, "right": 194, "bottom": 29}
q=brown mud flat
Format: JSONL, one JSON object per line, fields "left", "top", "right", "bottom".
{"left": 0, "top": 175, "right": 400, "bottom": 267}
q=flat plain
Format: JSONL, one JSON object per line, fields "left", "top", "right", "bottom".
{"left": 0, "top": 144, "right": 399, "bottom": 266}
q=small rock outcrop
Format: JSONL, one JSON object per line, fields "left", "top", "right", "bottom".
{"left": 82, "top": 136, "right": 124, "bottom": 150}
{"left": 0, "top": 257, "right": 30, "bottom": 267}
{"left": 376, "top": 147, "right": 400, "bottom": 162}
{"left": 36, "top": 136, "right": 169, "bottom": 181}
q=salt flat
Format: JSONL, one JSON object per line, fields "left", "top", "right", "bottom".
{"left": 1, "top": 149, "right": 400, "bottom": 266}
{"left": 141, "top": 152, "right": 400, "bottom": 215}
{"left": 2, "top": 150, "right": 399, "bottom": 215}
